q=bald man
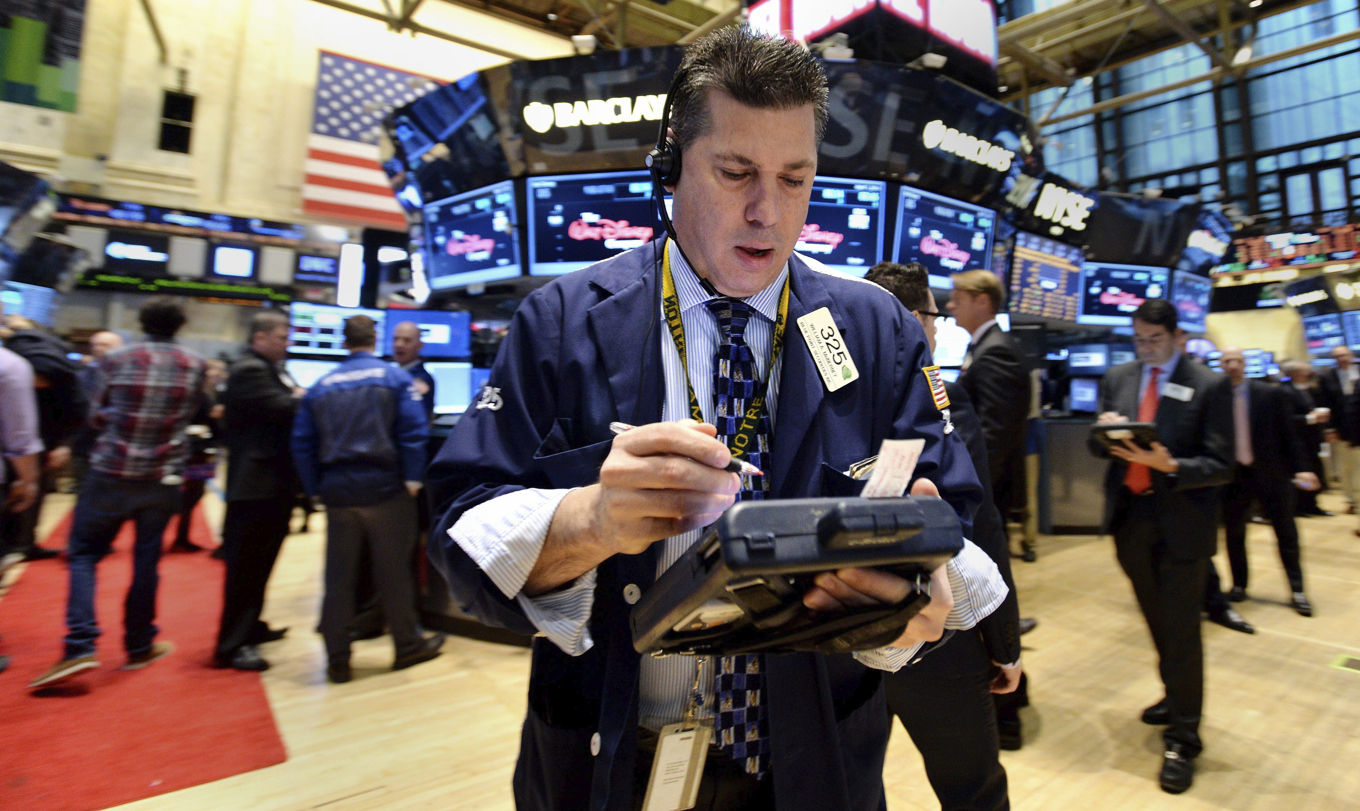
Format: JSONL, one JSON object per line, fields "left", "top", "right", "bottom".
{"left": 390, "top": 322, "right": 434, "bottom": 422}
{"left": 70, "top": 331, "right": 126, "bottom": 491}
{"left": 1218, "top": 348, "right": 1317, "bottom": 616}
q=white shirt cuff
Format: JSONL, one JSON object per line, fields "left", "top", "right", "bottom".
{"left": 943, "top": 539, "right": 1007, "bottom": 630}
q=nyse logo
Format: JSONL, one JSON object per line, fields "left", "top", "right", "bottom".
{"left": 1032, "top": 183, "right": 1094, "bottom": 232}
{"left": 920, "top": 120, "right": 1014, "bottom": 172}
{"left": 522, "top": 94, "right": 666, "bottom": 134}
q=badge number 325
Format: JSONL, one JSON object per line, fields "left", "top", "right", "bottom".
{"left": 797, "top": 307, "right": 859, "bottom": 393}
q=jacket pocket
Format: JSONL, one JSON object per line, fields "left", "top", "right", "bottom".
{"left": 820, "top": 463, "right": 866, "bottom": 498}
{"left": 534, "top": 419, "right": 615, "bottom": 490}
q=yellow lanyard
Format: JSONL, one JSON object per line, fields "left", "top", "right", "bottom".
{"left": 659, "top": 241, "right": 790, "bottom": 460}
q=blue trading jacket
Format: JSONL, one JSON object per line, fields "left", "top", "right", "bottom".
{"left": 291, "top": 351, "right": 428, "bottom": 508}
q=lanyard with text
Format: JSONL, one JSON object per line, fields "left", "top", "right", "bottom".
{"left": 660, "top": 241, "right": 790, "bottom": 460}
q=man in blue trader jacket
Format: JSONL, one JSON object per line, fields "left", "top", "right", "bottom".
{"left": 427, "top": 27, "right": 1006, "bottom": 811}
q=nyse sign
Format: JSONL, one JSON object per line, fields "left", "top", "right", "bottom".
{"left": 1032, "top": 183, "right": 1093, "bottom": 231}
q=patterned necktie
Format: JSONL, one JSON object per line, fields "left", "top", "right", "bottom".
{"left": 1124, "top": 367, "right": 1160, "bottom": 494}
{"left": 705, "top": 297, "right": 771, "bottom": 777}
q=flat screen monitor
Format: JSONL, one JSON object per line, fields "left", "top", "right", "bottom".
{"left": 289, "top": 302, "right": 387, "bottom": 357}
{"left": 1304, "top": 313, "right": 1345, "bottom": 357}
{"left": 1, "top": 280, "right": 58, "bottom": 326}
{"left": 470, "top": 366, "right": 491, "bottom": 397}
{"left": 383, "top": 310, "right": 471, "bottom": 359}
{"left": 295, "top": 254, "right": 339, "bottom": 285}
{"left": 285, "top": 359, "right": 339, "bottom": 389}
{"left": 798, "top": 176, "right": 887, "bottom": 276}
{"left": 527, "top": 171, "right": 656, "bottom": 276}
{"left": 892, "top": 185, "right": 996, "bottom": 289}
{"left": 1010, "top": 232, "right": 1082, "bottom": 322}
{"left": 1077, "top": 263, "right": 1170, "bottom": 326}
{"left": 102, "top": 230, "right": 170, "bottom": 275}
{"left": 1171, "top": 270, "right": 1213, "bottom": 333}
{"left": 422, "top": 180, "right": 522, "bottom": 289}
{"left": 209, "top": 243, "right": 257, "bottom": 280}
{"left": 1069, "top": 377, "right": 1099, "bottom": 412}
{"left": 1242, "top": 348, "right": 1273, "bottom": 378}
{"left": 1341, "top": 310, "right": 1360, "bottom": 349}
{"left": 425, "top": 361, "right": 474, "bottom": 415}
{"left": 937, "top": 367, "right": 961, "bottom": 383}
{"left": 1066, "top": 343, "right": 1110, "bottom": 377}
{"left": 1109, "top": 343, "right": 1136, "bottom": 367}
{"left": 932, "top": 316, "right": 972, "bottom": 368}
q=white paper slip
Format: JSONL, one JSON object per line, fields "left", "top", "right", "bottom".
{"left": 796, "top": 307, "right": 859, "bottom": 393}
{"left": 860, "top": 438, "right": 925, "bottom": 498}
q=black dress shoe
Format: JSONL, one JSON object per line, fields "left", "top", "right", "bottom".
{"left": 246, "top": 625, "right": 288, "bottom": 644}
{"left": 215, "top": 645, "right": 270, "bottom": 671}
{"left": 327, "top": 662, "right": 352, "bottom": 683}
{"left": 349, "top": 625, "right": 386, "bottom": 642}
{"left": 1208, "top": 607, "right": 1255, "bottom": 634}
{"left": 997, "top": 719, "right": 1022, "bottom": 751}
{"left": 1160, "top": 744, "right": 1196, "bottom": 794}
{"left": 1292, "top": 592, "right": 1314, "bottom": 617}
{"left": 1018, "top": 617, "right": 1038, "bottom": 636}
{"left": 169, "top": 540, "right": 206, "bottom": 553}
{"left": 393, "top": 635, "right": 445, "bottom": 671}
{"left": 1141, "top": 699, "right": 1170, "bottom": 725}
{"left": 1021, "top": 543, "right": 1036, "bottom": 563}
{"left": 1227, "top": 586, "right": 1247, "bottom": 603}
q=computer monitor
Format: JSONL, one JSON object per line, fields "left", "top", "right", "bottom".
{"left": 422, "top": 180, "right": 522, "bottom": 289}
{"left": 289, "top": 302, "right": 387, "bottom": 357}
{"left": 1009, "top": 232, "right": 1083, "bottom": 322}
{"left": 0, "top": 280, "right": 59, "bottom": 326}
{"left": 425, "top": 361, "right": 474, "bottom": 414}
{"left": 936, "top": 367, "right": 961, "bottom": 383}
{"left": 285, "top": 359, "right": 340, "bottom": 389}
{"left": 208, "top": 243, "right": 258, "bottom": 280}
{"left": 102, "top": 230, "right": 170, "bottom": 276}
{"left": 798, "top": 176, "right": 887, "bottom": 276}
{"left": 1171, "top": 270, "right": 1213, "bottom": 333}
{"left": 1069, "top": 377, "right": 1099, "bottom": 412}
{"left": 1109, "top": 343, "right": 1136, "bottom": 367}
{"left": 383, "top": 310, "right": 471, "bottom": 359}
{"left": 1341, "top": 310, "right": 1360, "bottom": 349}
{"left": 932, "top": 316, "right": 972, "bottom": 368}
{"left": 469, "top": 366, "right": 491, "bottom": 396}
{"left": 1077, "top": 262, "right": 1170, "bottom": 326}
{"left": 1242, "top": 348, "right": 1273, "bottom": 378}
{"left": 1066, "top": 344, "right": 1110, "bottom": 376}
{"left": 1303, "top": 313, "right": 1345, "bottom": 356}
{"left": 295, "top": 254, "right": 340, "bottom": 285}
{"left": 892, "top": 185, "right": 996, "bottom": 289}
{"left": 527, "top": 171, "right": 656, "bottom": 276}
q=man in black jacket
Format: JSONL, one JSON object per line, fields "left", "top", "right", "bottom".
{"left": 948, "top": 270, "right": 1035, "bottom": 562}
{"left": 1316, "top": 345, "right": 1358, "bottom": 513}
{"left": 1218, "top": 348, "right": 1318, "bottom": 615}
{"left": 867, "top": 262, "right": 1020, "bottom": 810}
{"left": 214, "top": 310, "right": 300, "bottom": 671}
{"left": 1091, "top": 299, "right": 1235, "bottom": 794}
{"left": 1279, "top": 361, "right": 1330, "bottom": 517}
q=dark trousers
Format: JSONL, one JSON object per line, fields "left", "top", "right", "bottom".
{"left": 321, "top": 493, "right": 423, "bottom": 664}
{"left": 885, "top": 629, "right": 1010, "bottom": 811}
{"left": 215, "top": 497, "right": 293, "bottom": 659}
{"left": 1222, "top": 466, "right": 1304, "bottom": 593}
{"left": 0, "top": 452, "right": 53, "bottom": 554}
{"left": 632, "top": 727, "right": 774, "bottom": 811}
{"left": 63, "top": 474, "right": 180, "bottom": 659}
{"left": 1204, "top": 563, "right": 1230, "bottom": 614}
{"left": 173, "top": 479, "right": 207, "bottom": 546}
{"left": 1113, "top": 495, "right": 1206, "bottom": 758}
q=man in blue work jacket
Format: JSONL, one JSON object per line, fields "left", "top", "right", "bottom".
{"left": 427, "top": 27, "right": 1006, "bottom": 811}
{"left": 292, "top": 315, "right": 444, "bottom": 684}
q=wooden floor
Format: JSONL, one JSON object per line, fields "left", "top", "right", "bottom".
{"left": 20, "top": 488, "right": 1357, "bottom": 811}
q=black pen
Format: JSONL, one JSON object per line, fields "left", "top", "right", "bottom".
{"left": 608, "top": 421, "right": 765, "bottom": 477}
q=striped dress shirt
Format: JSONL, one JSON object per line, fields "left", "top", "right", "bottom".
{"left": 451, "top": 249, "right": 1007, "bottom": 731}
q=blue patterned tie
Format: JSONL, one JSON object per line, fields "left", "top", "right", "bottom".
{"left": 705, "top": 297, "right": 771, "bottom": 776}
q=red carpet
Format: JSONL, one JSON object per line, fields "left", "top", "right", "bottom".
{"left": 0, "top": 505, "right": 287, "bottom": 810}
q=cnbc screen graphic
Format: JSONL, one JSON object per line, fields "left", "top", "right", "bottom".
{"left": 527, "top": 171, "right": 656, "bottom": 276}
{"left": 421, "top": 181, "right": 521, "bottom": 289}
{"left": 797, "top": 176, "right": 887, "bottom": 276}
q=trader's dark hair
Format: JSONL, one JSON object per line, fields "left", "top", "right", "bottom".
{"left": 343, "top": 315, "right": 377, "bottom": 348}
{"left": 138, "top": 297, "right": 187, "bottom": 338}
{"left": 671, "top": 26, "right": 829, "bottom": 153}
{"left": 1132, "top": 298, "right": 1180, "bottom": 334}
{"left": 248, "top": 309, "right": 289, "bottom": 339}
{"left": 864, "top": 262, "right": 932, "bottom": 313}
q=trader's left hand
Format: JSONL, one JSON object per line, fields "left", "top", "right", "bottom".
{"left": 802, "top": 477, "right": 954, "bottom": 648}
{"left": 1109, "top": 439, "right": 1178, "bottom": 473}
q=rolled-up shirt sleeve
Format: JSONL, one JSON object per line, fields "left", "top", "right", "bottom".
{"left": 853, "top": 538, "right": 1006, "bottom": 673}
{"left": 0, "top": 350, "right": 44, "bottom": 484}
{"left": 448, "top": 487, "right": 598, "bottom": 656}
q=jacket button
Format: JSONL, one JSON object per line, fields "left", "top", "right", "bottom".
{"left": 623, "top": 584, "right": 641, "bottom": 605}
{"left": 590, "top": 732, "right": 601, "bottom": 756}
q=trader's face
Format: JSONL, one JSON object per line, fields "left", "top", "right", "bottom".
{"left": 1220, "top": 348, "right": 1246, "bottom": 383}
{"left": 946, "top": 289, "right": 991, "bottom": 334}
{"left": 89, "top": 331, "right": 124, "bottom": 360}
{"left": 253, "top": 325, "right": 291, "bottom": 363}
{"left": 1132, "top": 320, "right": 1178, "bottom": 367}
{"left": 391, "top": 322, "right": 423, "bottom": 365}
{"left": 1332, "top": 346, "right": 1353, "bottom": 369}
{"left": 670, "top": 90, "right": 817, "bottom": 298}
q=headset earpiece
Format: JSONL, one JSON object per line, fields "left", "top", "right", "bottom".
{"left": 646, "top": 135, "right": 682, "bottom": 188}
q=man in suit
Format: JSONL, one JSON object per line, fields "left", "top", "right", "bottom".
{"left": 426, "top": 28, "right": 1006, "bottom": 811}
{"left": 1218, "top": 348, "right": 1318, "bottom": 615}
{"left": 1316, "top": 345, "right": 1358, "bottom": 514}
{"left": 214, "top": 310, "right": 301, "bottom": 672}
{"left": 948, "top": 270, "right": 1035, "bottom": 562}
{"left": 866, "top": 261, "right": 1019, "bottom": 810}
{"left": 1279, "top": 361, "right": 1330, "bottom": 517}
{"left": 1091, "top": 299, "right": 1235, "bottom": 794}
{"left": 390, "top": 321, "right": 436, "bottom": 423}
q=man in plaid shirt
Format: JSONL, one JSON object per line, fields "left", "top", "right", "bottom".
{"left": 30, "top": 298, "right": 206, "bottom": 690}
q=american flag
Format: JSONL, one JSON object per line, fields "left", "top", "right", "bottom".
{"left": 303, "top": 52, "right": 441, "bottom": 230}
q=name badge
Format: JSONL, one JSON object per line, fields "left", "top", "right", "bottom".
{"left": 796, "top": 307, "right": 859, "bottom": 393}
{"left": 641, "top": 721, "right": 712, "bottom": 811}
{"left": 1163, "top": 382, "right": 1194, "bottom": 402}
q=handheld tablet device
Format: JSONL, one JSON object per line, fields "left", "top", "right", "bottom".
{"left": 1090, "top": 422, "right": 1161, "bottom": 451}
{"left": 630, "top": 497, "right": 963, "bottom": 657}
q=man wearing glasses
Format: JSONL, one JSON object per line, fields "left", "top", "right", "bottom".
{"left": 1090, "top": 299, "right": 1234, "bottom": 795}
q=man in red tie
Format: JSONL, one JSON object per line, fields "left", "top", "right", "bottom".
{"left": 1089, "top": 299, "right": 1235, "bottom": 795}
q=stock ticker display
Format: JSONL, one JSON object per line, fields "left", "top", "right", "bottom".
{"left": 1077, "top": 263, "right": 1169, "bottom": 326}
{"left": 422, "top": 180, "right": 522, "bottom": 289}
{"left": 797, "top": 176, "right": 887, "bottom": 276}
{"left": 892, "top": 185, "right": 996, "bottom": 289}
{"left": 1009, "top": 232, "right": 1082, "bottom": 322}
{"left": 1171, "top": 270, "right": 1213, "bottom": 334}
{"left": 1304, "top": 313, "right": 1346, "bottom": 356}
{"left": 527, "top": 171, "right": 656, "bottom": 276}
